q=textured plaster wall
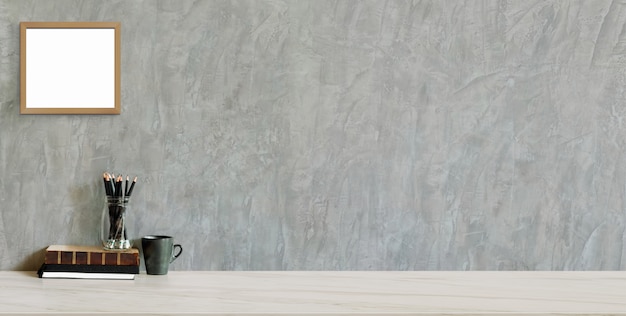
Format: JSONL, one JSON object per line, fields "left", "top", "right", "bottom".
{"left": 1, "top": 0, "right": 626, "bottom": 271}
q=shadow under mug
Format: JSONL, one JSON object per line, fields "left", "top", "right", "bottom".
{"left": 141, "top": 235, "right": 183, "bottom": 275}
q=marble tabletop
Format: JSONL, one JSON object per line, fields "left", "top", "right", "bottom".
{"left": 1, "top": 271, "right": 626, "bottom": 315}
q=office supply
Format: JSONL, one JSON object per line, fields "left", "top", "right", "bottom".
{"left": 100, "top": 173, "right": 138, "bottom": 250}
{"left": 102, "top": 172, "right": 138, "bottom": 199}
{"left": 126, "top": 176, "right": 137, "bottom": 197}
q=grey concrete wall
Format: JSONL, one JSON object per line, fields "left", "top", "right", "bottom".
{"left": 1, "top": 0, "right": 625, "bottom": 271}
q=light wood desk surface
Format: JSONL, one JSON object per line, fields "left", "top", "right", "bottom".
{"left": 1, "top": 271, "right": 626, "bottom": 315}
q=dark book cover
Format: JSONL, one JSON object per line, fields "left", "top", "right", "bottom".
{"left": 38, "top": 263, "right": 139, "bottom": 278}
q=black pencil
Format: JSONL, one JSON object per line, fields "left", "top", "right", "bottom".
{"left": 109, "top": 173, "right": 116, "bottom": 196}
{"left": 103, "top": 172, "right": 111, "bottom": 196}
{"left": 116, "top": 175, "right": 123, "bottom": 197}
{"left": 126, "top": 177, "right": 137, "bottom": 197}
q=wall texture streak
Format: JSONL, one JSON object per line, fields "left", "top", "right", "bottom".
{"left": 1, "top": 0, "right": 625, "bottom": 271}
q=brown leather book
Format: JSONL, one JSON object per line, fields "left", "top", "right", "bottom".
{"left": 44, "top": 245, "right": 139, "bottom": 266}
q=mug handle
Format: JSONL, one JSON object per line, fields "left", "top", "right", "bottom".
{"left": 170, "top": 244, "right": 183, "bottom": 263}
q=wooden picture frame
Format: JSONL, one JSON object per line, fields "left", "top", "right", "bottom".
{"left": 20, "top": 22, "right": 121, "bottom": 114}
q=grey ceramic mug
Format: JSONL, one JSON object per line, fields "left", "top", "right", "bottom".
{"left": 141, "top": 235, "right": 183, "bottom": 275}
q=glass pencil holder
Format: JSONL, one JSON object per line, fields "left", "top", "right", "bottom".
{"left": 101, "top": 196, "right": 132, "bottom": 250}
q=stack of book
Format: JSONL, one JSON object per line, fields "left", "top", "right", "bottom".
{"left": 37, "top": 244, "right": 139, "bottom": 280}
